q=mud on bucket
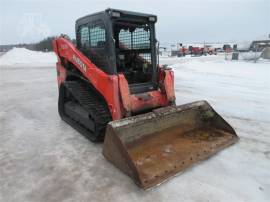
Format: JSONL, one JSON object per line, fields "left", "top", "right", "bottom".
{"left": 102, "top": 100, "right": 238, "bottom": 189}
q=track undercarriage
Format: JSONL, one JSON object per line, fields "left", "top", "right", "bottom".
{"left": 58, "top": 80, "right": 111, "bottom": 142}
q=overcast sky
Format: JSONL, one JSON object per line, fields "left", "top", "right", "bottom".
{"left": 0, "top": 0, "right": 269, "bottom": 45}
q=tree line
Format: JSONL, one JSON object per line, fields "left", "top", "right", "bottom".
{"left": 0, "top": 36, "right": 76, "bottom": 52}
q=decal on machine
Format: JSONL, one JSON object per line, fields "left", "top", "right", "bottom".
{"left": 72, "top": 55, "right": 87, "bottom": 72}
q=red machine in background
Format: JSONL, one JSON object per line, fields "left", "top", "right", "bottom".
{"left": 189, "top": 46, "right": 203, "bottom": 56}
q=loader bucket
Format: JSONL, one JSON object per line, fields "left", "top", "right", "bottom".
{"left": 103, "top": 100, "right": 238, "bottom": 189}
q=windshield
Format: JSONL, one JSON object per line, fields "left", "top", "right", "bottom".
{"left": 113, "top": 21, "right": 153, "bottom": 84}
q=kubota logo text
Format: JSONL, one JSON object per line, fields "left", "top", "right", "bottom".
{"left": 72, "top": 55, "right": 87, "bottom": 72}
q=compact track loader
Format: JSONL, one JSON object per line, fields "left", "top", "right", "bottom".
{"left": 53, "top": 8, "right": 238, "bottom": 189}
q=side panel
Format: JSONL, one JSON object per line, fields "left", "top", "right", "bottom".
{"left": 53, "top": 37, "right": 123, "bottom": 120}
{"left": 163, "top": 70, "right": 175, "bottom": 102}
{"left": 75, "top": 12, "right": 116, "bottom": 75}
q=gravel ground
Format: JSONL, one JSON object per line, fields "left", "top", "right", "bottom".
{"left": 0, "top": 54, "right": 269, "bottom": 202}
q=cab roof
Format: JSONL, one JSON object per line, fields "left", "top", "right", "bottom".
{"left": 76, "top": 8, "right": 157, "bottom": 25}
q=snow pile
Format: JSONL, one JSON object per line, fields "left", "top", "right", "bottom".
{"left": 239, "top": 51, "right": 263, "bottom": 60}
{"left": 0, "top": 48, "right": 57, "bottom": 67}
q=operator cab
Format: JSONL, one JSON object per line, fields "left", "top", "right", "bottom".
{"left": 76, "top": 9, "right": 158, "bottom": 94}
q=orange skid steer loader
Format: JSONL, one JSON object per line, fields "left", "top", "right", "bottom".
{"left": 53, "top": 8, "right": 238, "bottom": 189}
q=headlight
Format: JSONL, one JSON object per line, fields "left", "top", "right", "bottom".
{"left": 149, "top": 16, "right": 156, "bottom": 22}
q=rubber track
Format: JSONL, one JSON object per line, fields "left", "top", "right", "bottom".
{"left": 62, "top": 80, "right": 112, "bottom": 141}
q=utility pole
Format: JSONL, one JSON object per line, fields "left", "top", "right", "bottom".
{"left": 254, "top": 44, "right": 258, "bottom": 63}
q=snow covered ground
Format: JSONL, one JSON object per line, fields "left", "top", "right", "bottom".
{"left": 0, "top": 48, "right": 57, "bottom": 67}
{"left": 0, "top": 49, "right": 269, "bottom": 202}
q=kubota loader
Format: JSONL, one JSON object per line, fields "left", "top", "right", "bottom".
{"left": 53, "top": 8, "right": 238, "bottom": 189}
